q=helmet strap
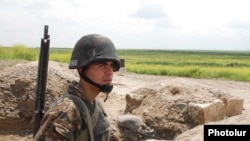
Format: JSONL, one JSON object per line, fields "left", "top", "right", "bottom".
{"left": 79, "top": 72, "right": 113, "bottom": 102}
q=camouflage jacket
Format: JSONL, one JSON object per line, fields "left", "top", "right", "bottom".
{"left": 34, "top": 81, "right": 110, "bottom": 141}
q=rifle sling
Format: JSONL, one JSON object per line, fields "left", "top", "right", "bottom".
{"left": 65, "top": 94, "right": 95, "bottom": 141}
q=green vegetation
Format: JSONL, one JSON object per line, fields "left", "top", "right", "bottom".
{"left": 1, "top": 46, "right": 250, "bottom": 82}
{"left": 49, "top": 48, "right": 72, "bottom": 63}
{"left": 0, "top": 44, "right": 38, "bottom": 61}
{"left": 117, "top": 49, "right": 250, "bottom": 82}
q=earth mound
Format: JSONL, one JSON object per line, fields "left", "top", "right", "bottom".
{"left": 0, "top": 61, "right": 77, "bottom": 132}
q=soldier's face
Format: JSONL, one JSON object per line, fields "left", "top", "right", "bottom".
{"left": 84, "top": 60, "right": 114, "bottom": 85}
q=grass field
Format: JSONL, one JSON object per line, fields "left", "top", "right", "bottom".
{"left": 118, "top": 49, "right": 250, "bottom": 82}
{"left": 1, "top": 45, "right": 250, "bottom": 82}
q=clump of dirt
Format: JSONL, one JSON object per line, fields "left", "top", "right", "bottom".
{"left": 121, "top": 85, "right": 216, "bottom": 140}
{"left": 114, "top": 75, "right": 246, "bottom": 140}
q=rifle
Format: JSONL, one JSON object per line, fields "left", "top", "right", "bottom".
{"left": 33, "top": 25, "right": 50, "bottom": 137}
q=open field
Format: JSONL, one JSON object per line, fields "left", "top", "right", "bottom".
{"left": 1, "top": 45, "right": 250, "bottom": 82}
{"left": 118, "top": 49, "right": 250, "bottom": 82}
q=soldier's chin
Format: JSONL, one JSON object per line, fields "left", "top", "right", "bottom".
{"left": 103, "top": 80, "right": 112, "bottom": 84}
{"left": 105, "top": 83, "right": 112, "bottom": 86}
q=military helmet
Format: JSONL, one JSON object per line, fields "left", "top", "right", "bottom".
{"left": 69, "top": 34, "right": 120, "bottom": 71}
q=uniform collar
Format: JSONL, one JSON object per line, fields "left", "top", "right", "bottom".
{"left": 67, "top": 80, "right": 90, "bottom": 101}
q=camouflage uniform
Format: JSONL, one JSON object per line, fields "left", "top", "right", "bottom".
{"left": 34, "top": 81, "right": 110, "bottom": 141}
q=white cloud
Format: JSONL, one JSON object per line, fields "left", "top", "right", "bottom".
{"left": 129, "top": 3, "right": 167, "bottom": 19}
{"left": 0, "top": 0, "right": 249, "bottom": 50}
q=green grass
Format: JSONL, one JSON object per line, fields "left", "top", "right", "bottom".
{"left": 0, "top": 44, "right": 38, "bottom": 61}
{"left": 118, "top": 49, "right": 250, "bottom": 82}
{"left": 1, "top": 46, "right": 250, "bottom": 82}
{"left": 49, "top": 48, "right": 72, "bottom": 63}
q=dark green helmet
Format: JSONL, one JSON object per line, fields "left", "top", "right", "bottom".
{"left": 69, "top": 34, "right": 120, "bottom": 71}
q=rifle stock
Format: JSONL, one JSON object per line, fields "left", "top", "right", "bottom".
{"left": 33, "top": 25, "right": 50, "bottom": 137}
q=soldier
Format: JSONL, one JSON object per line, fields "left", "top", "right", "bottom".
{"left": 34, "top": 34, "right": 120, "bottom": 141}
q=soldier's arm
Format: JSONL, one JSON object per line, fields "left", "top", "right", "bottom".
{"left": 34, "top": 98, "right": 84, "bottom": 141}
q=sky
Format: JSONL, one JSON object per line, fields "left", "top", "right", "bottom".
{"left": 0, "top": 0, "right": 250, "bottom": 50}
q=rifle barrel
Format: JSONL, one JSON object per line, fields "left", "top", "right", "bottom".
{"left": 33, "top": 25, "right": 50, "bottom": 137}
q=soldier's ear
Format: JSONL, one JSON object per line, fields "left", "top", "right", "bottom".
{"left": 77, "top": 66, "right": 89, "bottom": 74}
{"left": 77, "top": 67, "right": 83, "bottom": 73}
